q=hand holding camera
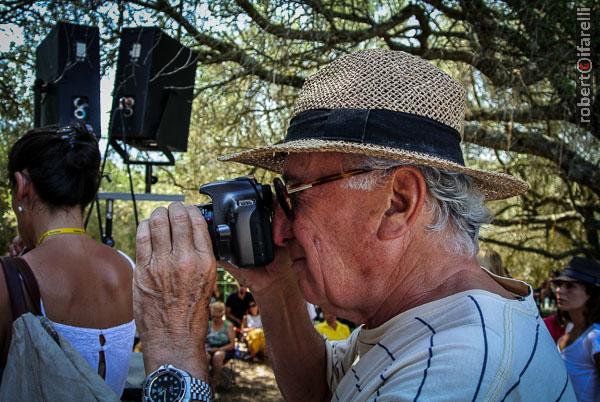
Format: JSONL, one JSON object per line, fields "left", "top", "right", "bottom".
{"left": 133, "top": 203, "right": 216, "bottom": 379}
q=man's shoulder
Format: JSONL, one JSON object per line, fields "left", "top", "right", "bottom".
{"left": 372, "top": 291, "right": 547, "bottom": 361}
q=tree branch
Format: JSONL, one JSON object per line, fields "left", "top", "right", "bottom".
{"left": 235, "top": 0, "right": 430, "bottom": 46}
{"left": 127, "top": 0, "right": 305, "bottom": 87}
{"left": 480, "top": 236, "right": 588, "bottom": 260}
{"left": 464, "top": 124, "right": 600, "bottom": 196}
{"left": 492, "top": 211, "right": 584, "bottom": 227}
{"left": 466, "top": 103, "right": 577, "bottom": 124}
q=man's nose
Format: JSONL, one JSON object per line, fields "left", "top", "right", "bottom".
{"left": 272, "top": 204, "right": 294, "bottom": 246}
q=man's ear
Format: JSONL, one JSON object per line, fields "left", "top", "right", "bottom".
{"left": 377, "top": 167, "right": 427, "bottom": 240}
{"left": 13, "top": 171, "right": 32, "bottom": 204}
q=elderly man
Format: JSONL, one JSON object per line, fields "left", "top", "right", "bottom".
{"left": 134, "top": 50, "right": 575, "bottom": 402}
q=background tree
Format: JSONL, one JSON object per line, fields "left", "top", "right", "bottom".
{"left": 0, "top": 0, "right": 597, "bottom": 285}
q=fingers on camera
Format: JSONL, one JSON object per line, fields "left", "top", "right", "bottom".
{"left": 186, "top": 205, "right": 212, "bottom": 253}
{"left": 169, "top": 202, "right": 194, "bottom": 253}
{"left": 136, "top": 219, "right": 152, "bottom": 268}
{"left": 149, "top": 206, "right": 172, "bottom": 256}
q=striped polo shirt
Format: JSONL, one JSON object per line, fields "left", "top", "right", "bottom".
{"left": 326, "top": 276, "right": 576, "bottom": 401}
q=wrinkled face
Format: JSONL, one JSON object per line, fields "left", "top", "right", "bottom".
{"left": 555, "top": 280, "right": 589, "bottom": 312}
{"left": 273, "top": 153, "right": 396, "bottom": 322}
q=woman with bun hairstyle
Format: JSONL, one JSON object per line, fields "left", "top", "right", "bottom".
{"left": 0, "top": 124, "right": 135, "bottom": 396}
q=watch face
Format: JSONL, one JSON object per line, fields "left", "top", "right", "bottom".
{"left": 148, "top": 371, "right": 185, "bottom": 402}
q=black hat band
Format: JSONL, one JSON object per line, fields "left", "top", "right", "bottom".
{"left": 285, "top": 109, "right": 465, "bottom": 166}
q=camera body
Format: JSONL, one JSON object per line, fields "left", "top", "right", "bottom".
{"left": 198, "top": 176, "right": 274, "bottom": 268}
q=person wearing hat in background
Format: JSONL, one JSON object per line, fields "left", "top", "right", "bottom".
{"left": 552, "top": 257, "right": 600, "bottom": 402}
{"left": 133, "top": 50, "right": 575, "bottom": 402}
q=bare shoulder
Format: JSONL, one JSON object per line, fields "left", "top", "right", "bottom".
{"left": 25, "top": 238, "right": 135, "bottom": 327}
{"left": 88, "top": 242, "right": 135, "bottom": 284}
{"left": 24, "top": 238, "right": 133, "bottom": 292}
{"left": 96, "top": 242, "right": 135, "bottom": 270}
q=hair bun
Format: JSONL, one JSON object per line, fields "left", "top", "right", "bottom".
{"left": 8, "top": 124, "right": 101, "bottom": 209}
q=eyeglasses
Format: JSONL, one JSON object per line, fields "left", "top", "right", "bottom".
{"left": 273, "top": 169, "right": 373, "bottom": 220}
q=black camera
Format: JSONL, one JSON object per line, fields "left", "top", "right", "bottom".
{"left": 198, "top": 176, "right": 274, "bottom": 268}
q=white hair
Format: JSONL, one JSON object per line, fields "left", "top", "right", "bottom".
{"left": 341, "top": 156, "right": 492, "bottom": 256}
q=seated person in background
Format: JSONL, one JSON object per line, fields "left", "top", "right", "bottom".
{"left": 206, "top": 301, "right": 235, "bottom": 390}
{"left": 241, "top": 301, "right": 266, "bottom": 359}
{"left": 315, "top": 309, "right": 351, "bottom": 341}
{"left": 225, "top": 284, "right": 254, "bottom": 327}
{"left": 0, "top": 124, "right": 135, "bottom": 396}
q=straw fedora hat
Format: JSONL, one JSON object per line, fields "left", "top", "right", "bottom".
{"left": 219, "top": 49, "right": 529, "bottom": 200}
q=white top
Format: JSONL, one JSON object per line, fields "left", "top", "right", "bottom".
{"left": 246, "top": 314, "right": 263, "bottom": 329}
{"left": 326, "top": 275, "right": 576, "bottom": 401}
{"left": 560, "top": 323, "right": 600, "bottom": 402}
{"left": 307, "top": 302, "right": 318, "bottom": 321}
{"left": 39, "top": 250, "right": 136, "bottom": 397}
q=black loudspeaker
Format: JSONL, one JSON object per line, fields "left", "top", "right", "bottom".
{"left": 110, "top": 27, "right": 197, "bottom": 152}
{"left": 35, "top": 22, "right": 101, "bottom": 136}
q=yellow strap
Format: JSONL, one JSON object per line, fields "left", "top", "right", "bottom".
{"left": 37, "top": 227, "right": 86, "bottom": 246}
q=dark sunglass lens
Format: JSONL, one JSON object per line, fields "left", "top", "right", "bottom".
{"left": 274, "top": 178, "right": 294, "bottom": 219}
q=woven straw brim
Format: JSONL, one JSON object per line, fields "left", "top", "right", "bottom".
{"left": 218, "top": 139, "right": 529, "bottom": 200}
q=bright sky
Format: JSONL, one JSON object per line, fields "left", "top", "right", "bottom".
{"left": 0, "top": 23, "right": 24, "bottom": 51}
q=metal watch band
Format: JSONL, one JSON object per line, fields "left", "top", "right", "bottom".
{"left": 190, "top": 377, "right": 212, "bottom": 402}
{"left": 143, "top": 364, "right": 213, "bottom": 402}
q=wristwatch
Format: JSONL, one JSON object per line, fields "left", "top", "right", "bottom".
{"left": 143, "top": 364, "right": 212, "bottom": 402}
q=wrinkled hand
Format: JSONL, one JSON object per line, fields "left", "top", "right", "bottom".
{"left": 133, "top": 203, "right": 216, "bottom": 376}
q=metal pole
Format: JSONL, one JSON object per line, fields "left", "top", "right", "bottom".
{"left": 145, "top": 164, "right": 153, "bottom": 194}
{"left": 102, "top": 198, "right": 115, "bottom": 247}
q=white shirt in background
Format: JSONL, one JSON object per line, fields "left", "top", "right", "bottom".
{"left": 560, "top": 323, "right": 600, "bottom": 402}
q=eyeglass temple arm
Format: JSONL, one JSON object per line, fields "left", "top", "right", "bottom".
{"left": 287, "top": 183, "right": 313, "bottom": 194}
{"left": 286, "top": 169, "right": 372, "bottom": 194}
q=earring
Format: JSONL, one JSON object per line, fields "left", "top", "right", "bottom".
{"left": 17, "top": 205, "right": 24, "bottom": 213}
